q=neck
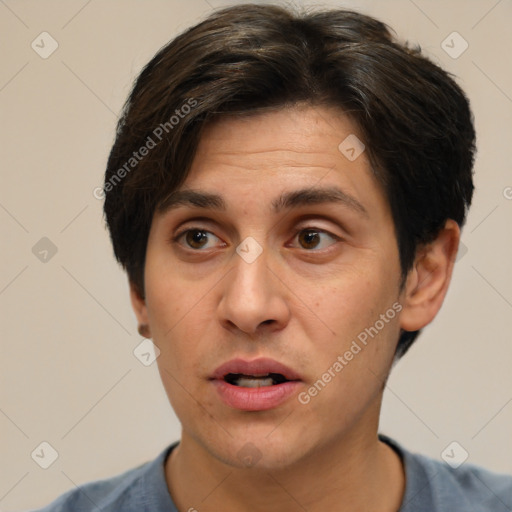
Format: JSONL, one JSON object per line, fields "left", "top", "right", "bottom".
{"left": 165, "top": 428, "right": 405, "bottom": 512}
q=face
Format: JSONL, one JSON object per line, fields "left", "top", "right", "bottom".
{"left": 133, "top": 105, "right": 406, "bottom": 470}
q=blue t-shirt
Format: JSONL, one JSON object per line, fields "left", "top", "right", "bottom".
{"left": 30, "top": 435, "right": 512, "bottom": 511}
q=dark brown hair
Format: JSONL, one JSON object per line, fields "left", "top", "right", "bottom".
{"left": 103, "top": 3, "right": 475, "bottom": 358}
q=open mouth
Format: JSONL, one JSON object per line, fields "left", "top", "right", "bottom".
{"left": 212, "top": 359, "right": 302, "bottom": 410}
{"left": 224, "top": 373, "right": 289, "bottom": 388}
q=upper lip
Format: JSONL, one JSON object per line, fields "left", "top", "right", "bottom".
{"left": 210, "top": 357, "right": 302, "bottom": 381}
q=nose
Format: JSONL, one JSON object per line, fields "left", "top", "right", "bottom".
{"left": 217, "top": 245, "right": 291, "bottom": 336}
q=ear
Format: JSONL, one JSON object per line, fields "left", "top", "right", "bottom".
{"left": 129, "top": 280, "right": 151, "bottom": 337}
{"left": 399, "top": 219, "right": 461, "bottom": 333}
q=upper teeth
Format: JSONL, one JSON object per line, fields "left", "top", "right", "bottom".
{"left": 224, "top": 372, "right": 289, "bottom": 387}
{"left": 234, "top": 376, "right": 274, "bottom": 388}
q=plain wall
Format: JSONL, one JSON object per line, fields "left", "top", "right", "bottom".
{"left": 1, "top": 0, "right": 511, "bottom": 510}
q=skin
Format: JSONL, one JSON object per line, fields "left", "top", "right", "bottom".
{"left": 131, "top": 104, "right": 460, "bottom": 512}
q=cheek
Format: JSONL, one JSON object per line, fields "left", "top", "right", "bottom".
{"left": 297, "top": 299, "right": 401, "bottom": 429}
{"left": 144, "top": 263, "right": 226, "bottom": 377}
{"left": 144, "top": 247, "right": 206, "bottom": 333}
{"left": 304, "top": 263, "right": 401, "bottom": 368}
{"left": 148, "top": 282, "right": 215, "bottom": 417}
{"left": 309, "top": 271, "right": 381, "bottom": 334}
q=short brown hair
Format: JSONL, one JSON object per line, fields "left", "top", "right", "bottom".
{"left": 103, "top": 3, "right": 475, "bottom": 358}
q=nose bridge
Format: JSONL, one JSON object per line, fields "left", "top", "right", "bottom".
{"left": 231, "top": 237, "right": 272, "bottom": 304}
{"left": 219, "top": 236, "right": 289, "bottom": 334}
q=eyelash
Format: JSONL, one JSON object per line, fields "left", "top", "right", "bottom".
{"left": 171, "top": 226, "right": 342, "bottom": 252}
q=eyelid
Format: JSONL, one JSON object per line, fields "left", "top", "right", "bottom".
{"left": 172, "top": 224, "right": 342, "bottom": 252}
{"left": 172, "top": 227, "right": 225, "bottom": 248}
{"left": 295, "top": 225, "right": 342, "bottom": 239}
{"left": 286, "top": 226, "right": 342, "bottom": 250}
{"left": 290, "top": 215, "right": 346, "bottom": 240}
{"left": 172, "top": 216, "right": 219, "bottom": 232}
{"left": 171, "top": 216, "right": 225, "bottom": 241}
{"left": 171, "top": 211, "right": 349, "bottom": 238}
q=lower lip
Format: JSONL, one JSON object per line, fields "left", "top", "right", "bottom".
{"left": 211, "top": 379, "right": 301, "bottom": 411}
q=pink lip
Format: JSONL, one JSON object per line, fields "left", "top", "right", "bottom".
{"left": 210, "top": 357, "right": 302, "bottom": 381}
{"left": 211, "top": 380, "right": 301, "bottom": 411}
{"left": 210, "top": 357, "right": 302, "bottom": 412}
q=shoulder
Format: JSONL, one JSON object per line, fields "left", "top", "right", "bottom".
{"left": 408, "top": 450, "right": 512, "bottom": 511}
{"left": 29, "top": 444, "right": 176, "bottom": 512}
{"left": 381, "top": 435, "right": 512, "bottom": 512}
{"left": 30, "top": 461, "right": 151, "bottom": 512}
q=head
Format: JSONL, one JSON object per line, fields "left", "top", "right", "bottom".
{"left": 103, "top": 4, "right": 475, "bottom": 469}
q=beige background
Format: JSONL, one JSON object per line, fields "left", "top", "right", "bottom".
{"left": 1, "top": 0, "right": 511, "bottom": 510}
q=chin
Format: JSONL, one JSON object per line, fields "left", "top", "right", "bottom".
{"left": 205, "top": 427, "right": 317, "bottom": 472}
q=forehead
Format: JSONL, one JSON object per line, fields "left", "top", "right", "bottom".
{"left": 191, "top": 105, "right": 357, "bottom": 172}
{"left": 158, "top": 105, "right": 390, "bottom": 222}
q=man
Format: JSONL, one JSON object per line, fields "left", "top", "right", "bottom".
{"left": 34, "top": 3, "right": 512, "bottom": 511}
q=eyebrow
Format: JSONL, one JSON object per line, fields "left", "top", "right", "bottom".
{"left": 159, "top": 186, "right": 368, "bottom": 217}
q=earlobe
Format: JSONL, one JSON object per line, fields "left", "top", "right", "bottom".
{"left": 129, "top": 280, "right": 152, "bottom": 338}
{"left": 138, "top": 323, "right": 151, "bottom": 338}
{"left": 399, "top": 220, "right": 460, "bottom": 333}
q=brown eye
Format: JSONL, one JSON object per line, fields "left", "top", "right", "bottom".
{"left": 176, "top": 229, "right": 221, "bottom": 250}
{"left": 298, "top": 230, "right": 321, "bottom": 249}
{"left": 185, "top": 230, "right": 209, "bottom": 248}
{"left": 293, "top": 228, "right": 339, "bottom": 250}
